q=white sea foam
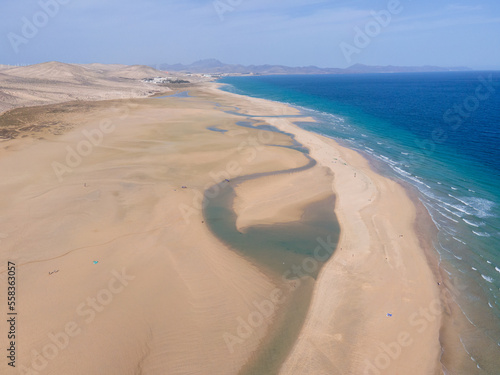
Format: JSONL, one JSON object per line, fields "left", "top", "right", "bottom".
{"left": 473, "top": 231, "right": 491, "bottom": 237}
{"left": 463, "top": 218, "right": 481, "bottom": 228}
{"left": 377, "top": 154, "right": 398, "bottom": 166}
{"left": 440, "top": 211, "right": 459, "bottom": 223}
{"left": 435, "top": 202, "right": 462, "bottom": 218}
{"left": 439, "top": 202, "right": 467, "bottom": 217}
{"left": 442, "top": 226, "right": 457, "bottom": 235}
{"left": 392, "top": 166, "right": 411, "bottom": 176}
{"left": 459, "top": 337, "right": 473, "bottom": 356}
{"left": 314, "top": 111, "right": 345, "bottom": 123}
{"left": 419, "top": 188, "right": 436, "bottom": 201}
{"left": 442, "top": 199, "right": 471, "bottom": 216}
{"left": 406, "top": 174, "right": 431, "bottom": 188}
{"left": 448, "top": 194, "right": 467, "bottom": 205}
{"left": 448, "top": 195, "right": 496, "bottom": 218}
{"left": 452, "top": 236, "right": 466, "bottom": 245}
{"left": 482, "top": 274, "right": 494, "bottom": 283}
{"left": 443, "top": 268, "right": 452, "bottom": 276}
{"left": 424, "top": 207, "right": 442, "bottom": 229}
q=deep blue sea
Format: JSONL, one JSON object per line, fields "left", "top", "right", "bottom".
{"left": 219, "top": 72, "right": 500, "bottom": 369}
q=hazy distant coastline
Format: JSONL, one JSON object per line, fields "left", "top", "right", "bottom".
{"left": 155, "top": 59, "right": 473, "bottom": 75}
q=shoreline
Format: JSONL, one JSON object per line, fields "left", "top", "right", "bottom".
{"left": 212, "top": 81, "right": 499, "bottom": 374}
{"left": 207, "top": 82, "right": 445, "bottom": 374}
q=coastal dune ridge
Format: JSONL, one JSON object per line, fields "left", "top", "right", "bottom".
{"left": 0, "top": 62, "right": 449, "bottom": 374}
{"left": 0, "top": 61, "right": 211, "bottom": 116}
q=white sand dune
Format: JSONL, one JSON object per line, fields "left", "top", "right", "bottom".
{"left": 0, "top": 62, "right": 172, "bottom": 115}
{"left": 82, "top": 63, "right": 129, "bottom": 72}
{"left": 1, "top": 61, "right": 100, "bottom": 81}
{"left": 105, "top": 65, "right": 170, "bottom": 79}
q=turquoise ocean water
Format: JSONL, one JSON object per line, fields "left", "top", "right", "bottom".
{"left": 219, "top": 72, "right": 500, "bottom": 371}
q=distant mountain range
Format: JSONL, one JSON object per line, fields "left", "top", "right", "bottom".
{"left": 157, "top": 59, "right": 471, "bottom": 75}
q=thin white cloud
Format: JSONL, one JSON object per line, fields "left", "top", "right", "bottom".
{"left": 446, "top": 4, "right": 484, "bottom": 12}
{"left": 389, "top": 15, "right": 500, "bottom": 34}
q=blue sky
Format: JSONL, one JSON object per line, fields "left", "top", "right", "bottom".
{"left": 1, "top": 0, "right": 499, "bottom": 69}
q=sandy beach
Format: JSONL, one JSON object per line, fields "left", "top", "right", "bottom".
{"left": 208, "top": 85, "right": 444, "bottom": 375}
{"left": 0, "top": 68, "right": 444, "bottom": 374}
